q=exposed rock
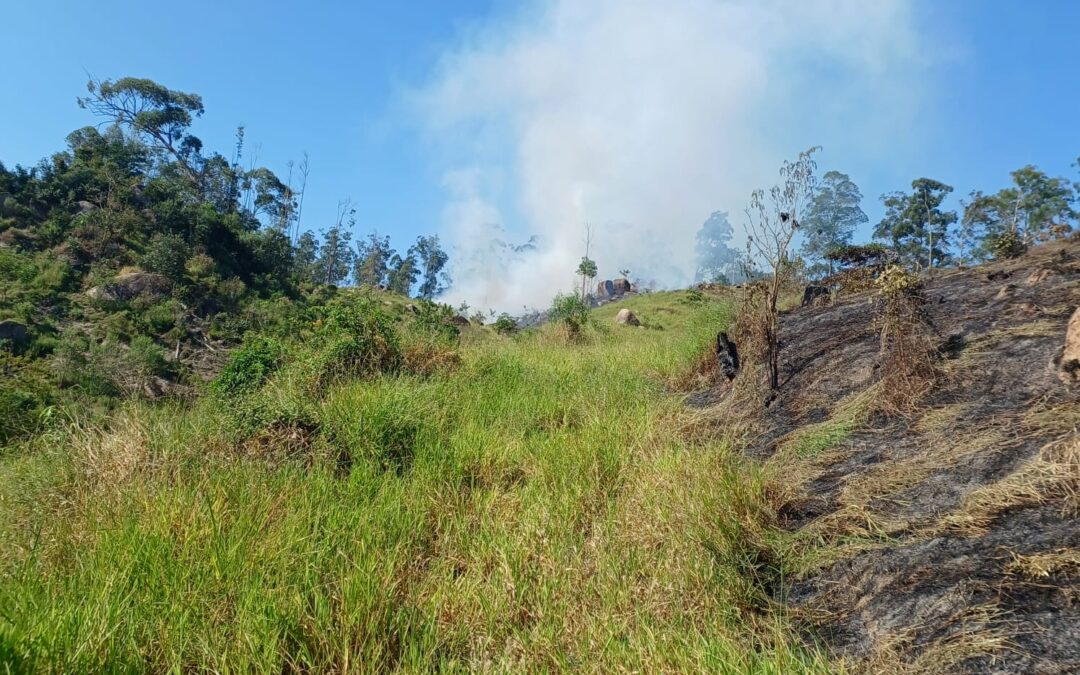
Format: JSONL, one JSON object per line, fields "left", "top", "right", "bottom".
{"left": 405, "top": 304, "right": 419, "bottom": 314}
{"left": 88, "top": 271, "right": 172, "bottom": 303}
{"left": 615, "top": 308, "right": 640, "bottom": 326}
{"left": 612, "top": 278, "right": 633, "bottom": 295}
{"left": 76, "top": 200, "right": 98, "bottom": 214}
{"left": 596, "top": 280, "right": 615, "bottom": 297}
{"left": 986, "top": 270, "right": 1011, "bottom": 282}
{"left": 1054, "top": 307, "right": 1080, "bottom": 385}
{"left": 716, "top": 332, "right": 740, "bottom": 380}
{"left": 801, "top": 285, "right": 830, "bottom": 307}
{"left": 447, "top": 315, "right": 471, "bottom": 327}
{"left": 0, "top": 320, "right": 29, "bottom": 345}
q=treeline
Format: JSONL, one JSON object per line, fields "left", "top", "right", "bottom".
{"left": 0, "top": 77, "right": 450, "bottom": 445}
{"left": 695, "top": 159, "right": 1079, "bottom": 282}
{"left": 0, "top": 77, "right": 448, "bottom": 299}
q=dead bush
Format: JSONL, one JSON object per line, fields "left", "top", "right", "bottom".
{"left": 874, "top": 268, "right": 938, "bottom": 415}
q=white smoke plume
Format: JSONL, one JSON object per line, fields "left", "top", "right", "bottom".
{"left": 412, "top": 0, "right": 932, "bottom": 312}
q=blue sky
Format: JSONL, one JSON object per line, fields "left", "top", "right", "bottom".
{"left": 2, "top": 0, "right": 1078, "bottom": 293}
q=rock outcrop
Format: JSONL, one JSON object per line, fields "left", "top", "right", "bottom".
{"left": 1054, "top": 307, "right": 1080, "bottom": 384}
{"left": 615, "top": 308, "right": 640, "bottom": 326}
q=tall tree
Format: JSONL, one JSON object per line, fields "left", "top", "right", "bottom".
{"left": 412, "top": 235, "right": 450, "bottom": 298}
{"left": 78, "top": 78, "right": 206, "bottom": 187}
{"left": 694, "top": 211, "right": 740, "bottom": 283}
{"left": 999, "top": 165, "right": 1074, "bottom": 245}
{"left": 800, "top": 171, "right": 867, "bottom": 276}
{"left": 874, "top": 178, "right": 956, "bottom": 271}
{"left": 353, "top": 232, "right": 395, "bottom": 287}
{"left": 387, "top": 249, "right": 420, "bottom": 296}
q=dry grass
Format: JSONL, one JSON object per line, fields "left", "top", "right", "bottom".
{"left": 931, "top": 437, "right": 1079, "bottom": 536}
{"left": 1004, "top": 548, "right": 1080, "bottom": 580}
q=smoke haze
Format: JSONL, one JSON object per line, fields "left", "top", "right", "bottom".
{"left": 411, "top": 0, "right": 933, "bottom": 312}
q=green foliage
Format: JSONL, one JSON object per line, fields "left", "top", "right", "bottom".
{"left": 874, "top": 178, "right": 957, "bottom": 270}
{"left": 694, "top": 211, "right": 741, "bottom": 284}
{"left": 576, "top": 256, "right": 598, "bottom": 281}
{"left": 801, "top": 171, "right": 868, "bottom": 272}
{"left": 410, "top": 299, "right": 460, "bottom": 344}
{"left": 140, "top": 232, "right": 188, "bottom": 281}
{"left": 212, "top": 336, "right": 287, "bottom": 397}
{"left": 493, "top": 312, "right": 517, "bottom": 335}
{"left": 549, "top": 292, "right": 592, "bottom": 337}
{"left": 875, "top": 264, "right": 922, "bottom": 297}
{"left": 306, "top": 300, "right": 402, "bottom": 391}
{"left": 988, "top": 229, "right": 1027, "bottom": 260}
{"left": 128, "top": 336, "right": 171, "bottom": 378}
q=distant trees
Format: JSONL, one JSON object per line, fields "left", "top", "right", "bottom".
{"left": 800, "top": 171, "right": 868, "bottom": 276}
{"left": 960, "top": 166, "right": 1074, "bottom": 262}
{"left": 874, "top": 178, "right": 957, "bottom": 272}
{"left": 694, "top": 211, "right": 740, "bottom": 283}
{"left": 354, "top": 233, "right": 395, "bottom": 287}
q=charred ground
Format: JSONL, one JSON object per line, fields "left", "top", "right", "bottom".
{"left": 717, "top": 241, "right": 1080, "bottom": 672}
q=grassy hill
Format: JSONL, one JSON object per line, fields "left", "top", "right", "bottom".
{"left": 0, "top": 290, "right": 831, "bottom": 672}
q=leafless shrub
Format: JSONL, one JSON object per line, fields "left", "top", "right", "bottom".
{"left": 875, "top": 268, "right": 938, "bottom": 415}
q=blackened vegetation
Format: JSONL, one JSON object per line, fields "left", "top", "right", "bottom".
{"left": 716, "top": 332, "right": 740, "bottom": 381}
{"left": 716, "top": 240, "right": 1080, "bottom": 672}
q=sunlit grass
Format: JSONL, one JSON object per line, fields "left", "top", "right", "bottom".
{"left": 0, "top": 291, "right": 829, "bottom": 672}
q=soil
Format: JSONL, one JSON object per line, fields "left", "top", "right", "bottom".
{"left": 720, "top": 241, "right": 1080, "bottom": 672}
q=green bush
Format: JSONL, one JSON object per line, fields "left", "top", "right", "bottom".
{"left": 295, "top": 300, "right": 403, "bottom": 393}
{"left": 989, "top": 230, "right": 1027, "bottom": 260}
{"left": 141, "top": 232, "right": 189, "bottom": 282}
{"left": 411, "top": 299, "right": 460, "bottom": 344}
{"left": 493, "top": 313, "right": 517, "bottom": 335}
{"left": 128, "top": 335, "right": 171, "bottom": 378}
{"left": 549, "top": 293, "right": 592, "bottom": 338}
{"left": 212, "top": 336, "right": 287, "bottom": 397}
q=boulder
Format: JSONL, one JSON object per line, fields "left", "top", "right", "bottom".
{"left": 612, "top": 278, "right": 633, "bottom": 295}
{"left": 597, "top": 280, "right": 615, "bottom": 297}
{"left": 1054, "top": 307, "right": 1080, "bottom": 385}
{"left": 615, "top": 308, "right": 640, "bottom": 326}
{"left": 88, "top": 271, "right": 172, "bottom": 303}
{"left": 0, "top": 320, "right": 28, "bottom": 345}
{"left": 447, "top": 315, "right": 471, "bottom": 327}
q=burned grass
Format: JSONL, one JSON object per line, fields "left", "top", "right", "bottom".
{"left": 709, "top": 241, "right": 1080, "bottom": 672}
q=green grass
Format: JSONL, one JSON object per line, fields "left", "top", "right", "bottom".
{"left": 0, "top": 291, "right": 830, "bottom": 672}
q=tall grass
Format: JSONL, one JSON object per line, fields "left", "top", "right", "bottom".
{"left": 0, "top": 291, "right": 829, "bottom": 672}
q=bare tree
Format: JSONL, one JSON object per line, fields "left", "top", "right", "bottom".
{"left": 293, "top": 153, "right": 310, "bottom": 244}
{"left": 745, "top": 146, "right": 820, "bottom": 391}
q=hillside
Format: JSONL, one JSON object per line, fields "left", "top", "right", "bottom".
{"left": 1, "top": 242, "right": 1077, "bottom": 672}
{"left": 723, "top": 240, "right": 1079, "bottom": 672}
{"left": 0, "top": 290, "right": 838, "bottom": 672}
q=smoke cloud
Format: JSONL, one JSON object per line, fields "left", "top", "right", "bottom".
{"left": 412, "top": 0, "right": 931, "bottom": 312}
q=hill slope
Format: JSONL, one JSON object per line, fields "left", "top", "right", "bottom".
{"left": 732, "top": 241, "right": 1080, "bottom": 672}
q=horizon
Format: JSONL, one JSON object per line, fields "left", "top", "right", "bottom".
{"left": 3, "top": 0, "right": 1078, "bottom": 309}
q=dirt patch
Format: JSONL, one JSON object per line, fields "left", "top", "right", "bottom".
{"left": 714, "top": 241, "right": 1080, "bottom": 671}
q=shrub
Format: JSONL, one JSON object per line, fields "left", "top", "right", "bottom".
{"left": 493, "top": 313, "right": 518, "bottom": 335}
{"left": 875, "top": 265, "right": 922, "bottom": 297}
{"left": 128, "top": 335, "right": 171, "bottom": 378}
{"left": 549, "top": 293, "right": 591, "bottom": 338}
{"left": 141, "top": 232, "right": 189, "bottom": 282}
{"left": 306, "top": 300, "right": 402, "bottom": 392}
{"left": 212, "top": 336, "right": 287, "bottom": 397}
{"left": 989, "top": 230, "right": 1027, "bottom": 260}
{"left": 411, "top": 299, "right": 460, "bottom": 344}
{"left": 681, "top": 289, "right": 705, "bottom": 305}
